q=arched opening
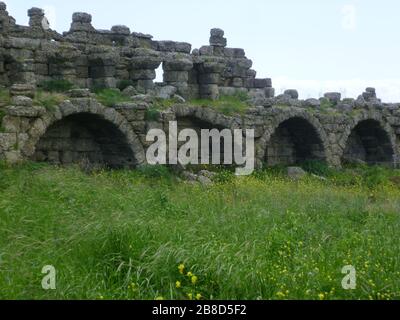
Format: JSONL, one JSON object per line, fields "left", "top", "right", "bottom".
{"left": 342, "top": 119, "right": 394, "bottom": 166}
{"left": 32, "top": 113, "right": 136, "bottom": 168}
{"left": 265, "top": 117, "right": 325, "bottom": 166}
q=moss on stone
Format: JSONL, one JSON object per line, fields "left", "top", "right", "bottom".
{"left": 0, "top": 109, "right": 6, "bottom": 133}
{"left": 0, "top": 89, "right": 11, "bottom": 107}
{"left": 319, "top": 97, "right": 336, "bottom": 110}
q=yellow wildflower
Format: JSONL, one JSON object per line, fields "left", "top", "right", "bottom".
{"left": 191, "top": 276, "right": 198, "bottom": 285}
{"left": 176, "top": 281, "right": 182, "bottom": 289}
{"left": 156, "top": 296, "right": 164, "bottom": 300}
{"left": 318, "top": 293, "right": 325, "bottom": 300}
{"left": 178, "top": 264, "right": 185, "bottom": 274}
{"left": 196, "top": 293, "right": 202, "bottom": 300}
{"left": 187, "top": 272, "right": 193, "bottom": 278}
{"left": 187, "top": 293, "right": 193, "bottom": 300}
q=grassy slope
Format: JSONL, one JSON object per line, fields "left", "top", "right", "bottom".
{"left": 0, "top": 163, "right": 400, "bottom": 300}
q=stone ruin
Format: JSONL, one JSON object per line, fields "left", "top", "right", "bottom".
{"left": 0, "top": 4, "right": 273, "bottom": 100}
{"left": 1, "top": 2, "right": 400, "bottom": 171}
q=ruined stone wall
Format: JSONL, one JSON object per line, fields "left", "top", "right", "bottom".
{"left": 1, "top": 86, "right": 400, "bottom": 169}
{"left": 1, "top": 2, "right": 400, "bottom": 170}
{"left": 0, "top": 2, "right": 273, "bottom": 100}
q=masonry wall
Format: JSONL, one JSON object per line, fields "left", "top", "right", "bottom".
{"left": 0, "top": 2, "right": 273, "bottom": 101}
{"left": 1, "top": 2, "right": 400, "bottom": 170}
{"left": 1, "top": 89, "right": 399, "bottom": 169}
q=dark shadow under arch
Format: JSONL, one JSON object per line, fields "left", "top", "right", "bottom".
{"left": 32, "top": 113, "right": 136, "bottom": 168}
{"left": 265, "top": 117, "right": 326, "bottom": 166}
{"left": 342, "top": 119, "right": 394, "bottom": 166}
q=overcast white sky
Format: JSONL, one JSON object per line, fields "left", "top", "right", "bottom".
{"left": 5, "top": 0, "right": 400, "bottom": 102}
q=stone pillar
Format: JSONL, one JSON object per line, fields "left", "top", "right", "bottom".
{"left": 163, "top": 57, "right": 193, "bottom": 98}
{"left": 198, "top": 61, "right": 224, "bottom": 100}
{"left": 129, "top": 52, "right": 162, "bottom": 93}
{"left": 89, "top": 53, "right": 118, "bottom": 89}
{"left": 28, "top": 7, "right": 50, "bottom": 30}
{"left": 209, "top": 28, "right": 227, "bottom": 56}
{"left": 70, "top": 12, "right": 94, "bottom": 32}
{"left": 65, "top": 12, "right": 95, "bottom": 43}
{"left": 0, "top": 2, "right": 16, "bottom": 33}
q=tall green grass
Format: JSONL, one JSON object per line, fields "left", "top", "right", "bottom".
{"left": 0, "top": 162, "right": 400, "bottom": 300}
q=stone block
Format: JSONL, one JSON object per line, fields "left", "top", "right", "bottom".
{"left": 130, "top": 69, "right": 156, "bottom": 81}
{"left": 198, "top": 73, "right": 220, "bottom": 84}
{"left": 163, "top": 71, "right": 188, "bottom": 83}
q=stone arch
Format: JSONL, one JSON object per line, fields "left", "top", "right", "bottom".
{"left": 259, "top": 110, "right": 329, "bottom": 167}
{"left": 340, "top": 116, "right": 397, "bottom": 166}
{"left": 24, "top": 100, "right": 146, "bottom": 168}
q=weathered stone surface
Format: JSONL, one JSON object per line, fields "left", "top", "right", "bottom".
{"left": 163, "top": 71, "right": 188, "bottom": 83}
{"left": 111, "top": 25, "right": 130, "bottom": 35}
{"left": 11, "top": 96, "right": 33, "bottom": 107}
{"left": 155, "top": 85, "right": 177, "bottom": 99}
{"left": 10, "top": 84, "right": 36, "bottom": 98}
{"left": 0, "top": 133, "right": 17, "bottom": 152}
{"left": 210, "top": 28, "right": 224, "bottom": 37}
{"left": 67, "top": 89, "right": 92, "bottom": 98}
{"left": 254, "top": 78, "right": 272, "bottom": 88}
{"left": 324, "top": 92, "right": 342, "bottom": 103}
{"left": 122, "top": 86, "right": 138, "bottom": 97}
{"left": 163, "top": 59, "right": 193, "bottom": 72}
{"left": 284, "top": 89, "right": 299, "bottom": 100}
{"left": 5, "top": 105, "right": 46, "bottom": 117}
{"left": 287, "top": 167, "right": 306, "bottom": 180}
{"left": 305, "top": 98, "right": 320, "bottom": 108}
{"left": 72, "top": 12, "right": 92, "bottom": 23}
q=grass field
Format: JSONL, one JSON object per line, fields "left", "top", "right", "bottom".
{"left": 0, "top": 162, "right": 400, "bottom": 300}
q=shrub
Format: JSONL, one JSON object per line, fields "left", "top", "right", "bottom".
{"left": 0, "top": 88, "right": 11, "bottom": 106}
{"left": 39, "top": 80, "right": 74, "bottom": 93}
{"left": 301, "top": 160, "right": 334, "bottom": 177}
{"left": 145, "top": 108, "right": 161, "bottom": 121}
{"left": 145, "top": 97, "right": 181, "bottom": 121}
{"left": 33, "top": 91, "right": 67, "bottom": 110}
{"left": 95, "top": 88, "right": 131, "bottom": 107}
{"left": 319, "top": 97, "right": 336, "bottom": 109}
{"left": 137, "top": 164, "right": 173, "bottom": 180}
{"left": 0, "top": 108, "right": 5, "bottom": 132}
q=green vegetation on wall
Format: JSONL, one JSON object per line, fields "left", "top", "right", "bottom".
{"left": 95, "top": 88, "right": 131, "bottom": 107}
{"left": 189, "top": 92, "right": 251, "bottom": 116}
